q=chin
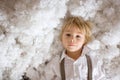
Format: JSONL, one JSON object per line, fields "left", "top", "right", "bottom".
{"left": 67, "top": 49, "right": 79, "bottom": 52}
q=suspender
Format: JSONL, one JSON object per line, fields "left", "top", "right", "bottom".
{"left": 60, "top": 58, "right": 66, "bottom": 80}
{"left": 60, "top": 54, "right": 92, "bottom": 80}
{"left": 85, "top": 54, "right": 92, "bottom": 80}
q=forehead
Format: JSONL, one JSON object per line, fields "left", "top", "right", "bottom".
{"left": 63, "top": 25, "right": 85, "bottom": 34}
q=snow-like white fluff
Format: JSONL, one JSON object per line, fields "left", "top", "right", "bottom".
{"left": 0, "top": 0, "right": 120, "bottom": 80}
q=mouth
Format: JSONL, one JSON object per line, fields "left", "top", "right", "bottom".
{"left": 68, "top": 44, "right": 76, "bottom": 46}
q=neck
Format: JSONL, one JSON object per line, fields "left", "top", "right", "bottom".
{"left": 66, "top": 49, "right": 82, "bottom": 60}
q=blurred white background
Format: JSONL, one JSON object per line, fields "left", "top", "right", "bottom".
{"left": 0, "top": 0, "right": 120, "bottom": 80}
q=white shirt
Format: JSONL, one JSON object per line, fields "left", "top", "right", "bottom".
{"left": 60, "top": 51, "right": 88, "bottom": 80}
{"left": 26, "top": 47, "right": 107, "bottom": 80}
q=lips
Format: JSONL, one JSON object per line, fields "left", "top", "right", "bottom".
{"left": 68, "top": 44, "right": 76, "bottom": 46}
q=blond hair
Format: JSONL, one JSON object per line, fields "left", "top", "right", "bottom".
{"left": 60, "top": 16, "right": 93, "bottom": 44}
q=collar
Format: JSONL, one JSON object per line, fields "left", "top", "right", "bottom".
{"left": 59, "top": 46, "right": 90, "bottom": 62}
{"left": 59, "top": 50, "right": 66, "bottom": 62}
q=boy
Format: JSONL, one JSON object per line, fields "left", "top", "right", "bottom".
{"left": 25, "top": 16, "right": 106, "bottom": 80}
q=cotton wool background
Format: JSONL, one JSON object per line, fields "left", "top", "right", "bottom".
{"left": 0, "top": 0, "right": 120, "bottom": 80}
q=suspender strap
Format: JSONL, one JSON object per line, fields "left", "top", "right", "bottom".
{"left": 60, "top": 55, "right": 92, "bottom": 80}
{"left": 60, "top": 58, "right": 66, "bottom": 80}
{"left": 85, "top": 54, "right": 92, "bottom": 80}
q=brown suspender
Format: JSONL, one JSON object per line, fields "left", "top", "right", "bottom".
{"left": 60, "top": 58, "right": 66, "bottom": 80}
{"left": 60, "top": 54, "right": 92, "bottom": 80}
{"left": 85, "top": 54, "right": 92, "bottom": 80}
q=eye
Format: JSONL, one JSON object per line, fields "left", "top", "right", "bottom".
{"left": 66, "top": 33, "right": 71, "bottom": 37}
{"left": 76, "top": 35, "right": 81, "bottom": 38}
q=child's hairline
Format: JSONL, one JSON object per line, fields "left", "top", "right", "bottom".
{"left": 61, "top": 24, "right": 86, "bottom": 34}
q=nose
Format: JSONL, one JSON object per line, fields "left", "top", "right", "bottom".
{"left": 70, "top": 36, "right": 74, "bottom": 43}
{"left": 71, "top": 39, "right": 74, "bottom": 42}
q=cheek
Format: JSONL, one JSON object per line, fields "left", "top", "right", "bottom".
{"left": 62, "top": 38, "right": 67, "bottom": 44}
{"left": 61, "top": 36, "right": 66, "bottom": 44}
{"left": 81, "top": 39, "right": 86, "bottom": 45}
{"left": 62, "top": 34, "right": 67, "bottom": 41}
{"left": 77, "top": 38, "right": 85, "bottom": 44}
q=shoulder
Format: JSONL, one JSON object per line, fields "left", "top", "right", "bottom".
{"left": 87, "top": 51, "right": 107, "bottom": 80}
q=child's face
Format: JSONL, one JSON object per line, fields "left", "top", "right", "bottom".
{"left": 62, "top": 26, "right": 85, "bottom": 53}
